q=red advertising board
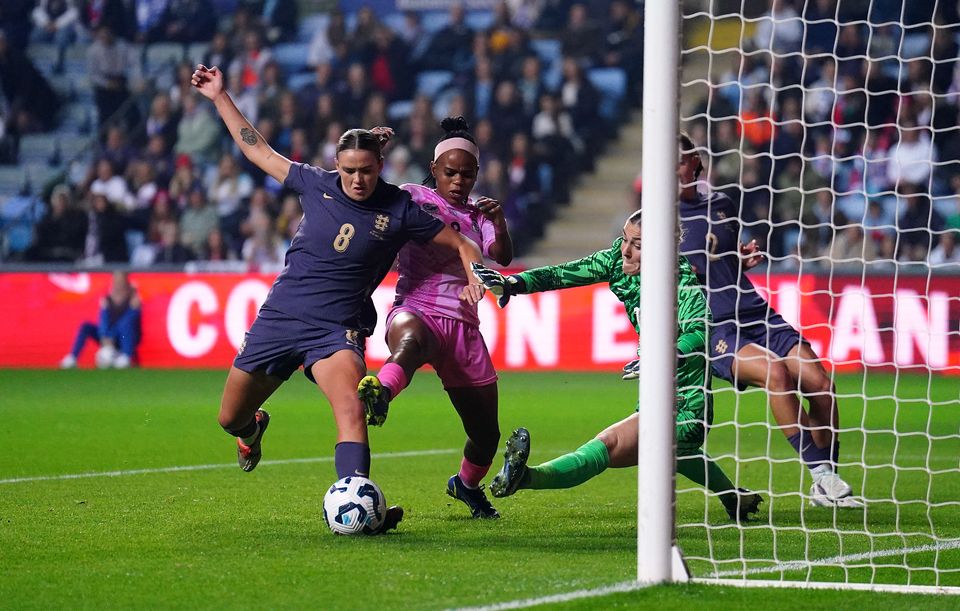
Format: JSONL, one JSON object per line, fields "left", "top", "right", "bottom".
{"left": 1, "top": 271, "right": 958, "bottom": 373}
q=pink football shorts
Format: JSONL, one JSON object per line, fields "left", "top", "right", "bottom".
{"left": 386, "top": 305, "right": 498, "bottom": 389}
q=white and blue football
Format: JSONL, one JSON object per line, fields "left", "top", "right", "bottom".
{"left": 322, "top": 476, "right": 386, "bottom": 535}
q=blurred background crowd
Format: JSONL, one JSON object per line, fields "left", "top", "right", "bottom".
{"left": 0, "top": 0, "right": 958, "bottom": 270}
{"left": 0, "top": 0, "right": 640, "bottom": 268}
{"left": 683, "top": 0, "right": 960, "bottom": 269}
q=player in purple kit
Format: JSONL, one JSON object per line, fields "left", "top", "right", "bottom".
{"left": 677, "top": 132, "right": 861, "bottom": 508}
{"left": 191, "top": 65, "right": 488, "bottom": 533}
{"left": 357, "top": 117, "right": 513, "bottom": 519}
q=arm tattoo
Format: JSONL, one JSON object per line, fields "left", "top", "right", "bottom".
{"left": 240, "top": 127, "right": 258, "bottom": 146}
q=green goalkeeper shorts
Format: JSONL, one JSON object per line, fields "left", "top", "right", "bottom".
{"left": 634, "top": 392, "right": 710, "bottom": 457}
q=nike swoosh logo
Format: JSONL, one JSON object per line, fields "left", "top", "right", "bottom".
{"left": 323, "top": 192, "right": 333, "bottom": 199}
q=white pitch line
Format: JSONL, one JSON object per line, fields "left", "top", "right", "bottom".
{"left": 0, "top": 448, "right": 460, "bottom": 485}
{"left": 710, "top": 539, "right": 960, "bottom": 578}
{"left": 451, "top": 580, "right": 647, "bottom": 611}
{"left": 455, "top": 540, "right": 960, "bottom": 610}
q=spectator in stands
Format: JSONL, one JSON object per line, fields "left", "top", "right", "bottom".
{"left": 307, "top": 91, "right": 338, "bottom": 146}
{"left": 802, "top": 0, "right": 838, "bottom": 55}
{"left": 153, "top": 219, "right": 195, "bottom": 264}
{"left": 139, "top": 134, "right": 175, "bottom": 186}
{"left": 156, "top": 0, "right": 215, "bottom": 43}
{"left": 275, "top": 192, "right": 302, "bottom": 245}
{"left": 100, "top": 124, "right": 137, "bottom": 171}
{"left": 929, "top": 230, "right": 960, "bottom": 265}
{"left": 350, "top": 5, "right": 381, "bottom": 56}
{"left": 174, "top": 93, "right": 222, "bottom": 165}
{"left": 559, "top": 56, "right": 601, "bottom": 158}
{"left": 829, "top": 222, "right": 877, "bottom": 270}
{"left": 465, "top": 56, "right": 497, "bottom": 122}
{"left": 239, "top": 187, "right": 277, "bottom": 239}
{"left": 507, "top": 0, "right": 545, "bottom": 30}
{"left": 168, "top": 153, "right": 199, "bottom": 208}
{"left": 297, "top": 62, "right": 336, "bottom": 112}
{"left": 89, "top": 158, "right": 133, "bottom": 210}
{"left": 241, "top": 207, "right": 285, "bottom": 270}
{"left": 531, "top": 91, "right": 578, "bottom": 202}
{"left": 603, "top": 0, "right": 643, "bottom": 88}
{"left": 397, "top": 11, "right": 430, "bottom": 64}
{"left": 0, "top": 31, "right": 63, "bottom": 135}
{"left": 79, "top": 0, "right": 137, "bottom": 41}
{"left": 488, "top": 81, "right": 526, "bottom": 150}
{"left": 28, "top": 184, "right": 88, "bottom": 262}
{"left": 306, "top": 9, "right": 345, "bottom": 68}
{"left": 206, "top": 153, "right": 254, "bottom": 240}
{"left": 424, "top": 2, "right": 473, "bottom": 72}
{"left": 254, "top": 0, "right": 298, "bottom": 44}
{"left": 88, "top": 24, "right": 138, "bottom": 132}
{"left": 516, "top": 55, "right": 545, "bottom": 121}
{"left": 126, "top": 159, "right": 158, "bottom": 226}
{"left": 887, "top": 121, "right": 936, "bottom": 191}
{"left": 134, "top": 0, "right": 169, "bottom": 43}
{"left": 83, "top": 193, "right": 128, "bottom": 264}
{"left": 31, "top": 0, "right": 81, "bottom": 74}
{"left": 202, "top": 31, "right": 234, "bottom": 75}
{"left": 360, "top": 93, "right": 389, "bottom": 133}
{"left": 338, "top": 62, "right": 371, "bottom": 126}
{"left": 753, "top": 0, "right": 802, "bottom": 54}
{"left": 140, "top": 92, "right": 180, "bottom": 153}
{"left": 365, "top": 25, "right": 412, "bottom": 101}
{"left": 146, "top": 190, "right": 177, "bottom": 244}
{"left": 229, "top": 28, "right": 272, "bottom": 93}
{"left": 60, "top": 270, "right": 141, "bottom": 369}
{"left": 560, "top": 4, "right": 602, "bottom": 65}
{"left": 897, "top": 186, "right": 944, "bottom": 261}
{"left": 382, "top": 145, "right": 422, "bottom": 187}
{"left": 286, "top": 127, "right": 310, "bottom": 163}
{"left": 199, "top": 227, "right": 238, "bottom": 262}
{"left": 180, "top": 186, "right": 220, "bottom": 253}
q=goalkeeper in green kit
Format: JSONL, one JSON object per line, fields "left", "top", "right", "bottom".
{"left": 471, "top": 210, "right": 762, "bottom": 521}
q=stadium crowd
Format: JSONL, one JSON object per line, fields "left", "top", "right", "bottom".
{"left": 681, "top": 0, "right": 960, "bottom": 269}
{"left": 0, "top": 0, "right": 642, "bottom": 266}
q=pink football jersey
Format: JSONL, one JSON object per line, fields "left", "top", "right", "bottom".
{"left": 395, "top": 184, "right": 498, "bottom": 325}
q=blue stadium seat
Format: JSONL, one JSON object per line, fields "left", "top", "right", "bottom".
{"left": 530, "top": 39, "right": 562, "bottom": 65}
{"left": 298, "top": 13, "right": 330, "bottom": 43}
{"left": 587, "top": 67, "right": 627, "bottom": 121}
{"left": 144, "top": 43, "right": 186, "bottom": 73}
{"left": 272, "top": 42, "right": 310, "bottom": 74}
{"left": 287, "top": 72, "right": 316, "bottom": 92}
{"left": 422, "top": 11, "right": 450, "bottom": 33}
{"left": 388, "top": 100, "right": 414, "bottom": 121}
{"left": 465, "top": 11, "right": 494, "bottom": 31}
{"left": 416, "top": 70, "right": 454, "bottom": 97}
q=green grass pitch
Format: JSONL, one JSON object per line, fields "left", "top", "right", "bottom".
{"left": 2, "top": 369, "right": 958, "bottom": 609}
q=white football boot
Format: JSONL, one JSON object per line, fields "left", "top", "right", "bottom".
{"left": 810, "top": 471, "right": 864, "bottom": 508}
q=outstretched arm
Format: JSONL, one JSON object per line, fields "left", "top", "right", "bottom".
{"left": 191, "top": 64, "right": 292, "bottom": 184}
{"left": 430, "top": 226, "right": 486, "bottom": 304}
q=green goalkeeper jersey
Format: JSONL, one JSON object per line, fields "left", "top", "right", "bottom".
{"left": 515, "top": 237, "right": 711, "bottom": 426}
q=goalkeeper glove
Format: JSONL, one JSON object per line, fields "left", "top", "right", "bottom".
{"left": 622, "top": 352, "right": 689, "bottom": 381}
{"left": 471, "top": 262, "right": 521, "bottom": 308}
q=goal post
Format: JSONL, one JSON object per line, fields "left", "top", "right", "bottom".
{"left": 636, "top": 0, "right": 960, "bottom": 594}
{"left": 637, "top": 0, "right": 682, "bottom": 584}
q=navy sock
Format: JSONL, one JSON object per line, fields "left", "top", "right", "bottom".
{"left": 832, "top": 440, "right": 840, "bottom": 473}
{"left": 225, "top": 417, "right": 258, "bottom": 439}
{"left": 787, "top": 431, "right": 831, "bottom": 468}
{"left": 335, "top": 442, "right": 371, "bottom": 479}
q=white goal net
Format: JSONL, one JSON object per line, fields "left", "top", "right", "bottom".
{"left": 671, "top": 0, "right": 960, "bottom": 593}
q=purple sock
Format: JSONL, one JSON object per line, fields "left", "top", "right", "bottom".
{"left": 335, "top": 442, "right": 371, "bottom": 479}
{"left": 787, "top": 431, "right": 831, "bottom": 468}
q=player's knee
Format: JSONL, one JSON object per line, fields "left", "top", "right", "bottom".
{"left": 393, "top": 332, "right": 426, "bottom": 359}
{"left": 596, "top": 429, "right": 618, "bottom": 456}
{"left": 766, "top": 363, "right": 795, "bottom": 393}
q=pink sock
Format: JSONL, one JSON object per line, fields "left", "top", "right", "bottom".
{"left": 458, "top": 457, "right": 491, "bottom": 489}
{"left": 378, "top": 362, "right": 409, "bottom": 400}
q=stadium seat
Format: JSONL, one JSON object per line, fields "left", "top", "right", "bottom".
{"left": 387, "top": 100, "right": 414, "bottom": 121}
{"left": 587, "top": 67, "right": 627, "bottom": 121}
{"left": 416, "top": 70, "right": 454, "bottom": 97}
{"left": 530, "top": 38, "right": 563, "bottom": 90}
{"left": 272, "top": 42, "right": 310, "bottom": 74}
{"left": 421, "top": 11, "right": 450, "bottom": 33}
{"left": 0, "top": 195, "right": 44, "bottom": 255}
{"left": 298, "top": 13, "right": 330, "bottom": 43}
{"left": 465, "top": 11, "right": 495, "bottom": 31}
{"left": 185, "top": 42, "right": 211, "bottom": 64}
{"left": 287, "top": 72, "right": 316, "bottom": 92}
{"left": 144, "top": 43, "right": 186, "bottom": 73}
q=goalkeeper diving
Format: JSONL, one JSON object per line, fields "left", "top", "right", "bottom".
{"left": 472, "top": 210, "right": 762, "bottom": 521}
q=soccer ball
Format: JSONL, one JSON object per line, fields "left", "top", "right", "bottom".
{"left": 322, "top": 476, "right": 386, "bottom": 535}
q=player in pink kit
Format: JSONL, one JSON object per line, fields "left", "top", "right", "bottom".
{"left": 358, "top": 117, "right": 513, "bottom": 518}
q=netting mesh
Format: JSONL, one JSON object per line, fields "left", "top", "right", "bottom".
{"left": 673, "top": 0, "right": 960, "bottom": 590}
